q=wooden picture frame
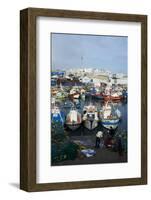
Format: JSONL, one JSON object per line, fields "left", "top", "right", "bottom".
{"left": 20, "top": 7, "right": 147, "bottom": 192}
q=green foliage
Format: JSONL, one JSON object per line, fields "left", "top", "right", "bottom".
{"left": 51, "top": 122, "right": 79, "bottom": 164}
{"left": 51, "top": 121, "right": 64, "bottom": 136}
{"left": 51, "top": 141, "right": 79, "bottom": 163}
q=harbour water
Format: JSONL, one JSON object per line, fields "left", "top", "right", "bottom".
{"left": 51, "top": 95, "right": 128, "bottom": 166}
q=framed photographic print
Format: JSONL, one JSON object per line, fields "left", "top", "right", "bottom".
{"left": 20, "top": 8, "right": 147, "bottom": 191}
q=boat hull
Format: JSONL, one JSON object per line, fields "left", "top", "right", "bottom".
{"left": 66, "top": 123, "right": 81, "bottom": 130}
{"left": 51, "top": 112, "right": 65, "bottom": 125}
{"left": 69, "top": 93, "right": 80, "bottom": 99}
{"left": 101, "top": 118, "right": 119, "bottom": 130}
{"left": 84, "top": 120, "right": 98, "bottom": 130}
{"left": 66, "top": 109, "right": 82, "bottom": 130}
{"left": 103, "top": 95, "right": 123, "bottom": 101}
{"left": 94, "top": 94, "right": 104, "bottom": 100}
{"left": 122, "top": 92, "right": 128, "bottom": 99}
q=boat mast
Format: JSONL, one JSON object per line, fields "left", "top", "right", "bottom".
{"left": 81, "top": 56, "right": 83, "bottom": 70}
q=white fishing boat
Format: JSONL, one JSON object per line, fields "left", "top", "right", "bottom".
{"left": 99, "top": 102, "right": 120, "bottom": 130}
{"left": 115, "top": 108, "right": 122, "bottom": 119}
{"left": 83, "top": 104, "right": 99, "bottom": 130}
{"left": 80, "top": 93, "right": 85, "bottom": 101}
{"left": 51, "top": 97, "right": 56, "bottom": 105}
{"left": 66, "top": 107, "right": 82, "bottom": 130}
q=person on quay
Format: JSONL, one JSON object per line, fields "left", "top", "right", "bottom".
{"left": 95, "top": 131, "right": 103, "bottom": 148}
{"left": 110, "top": 126, "right": 115, "bottom": 137}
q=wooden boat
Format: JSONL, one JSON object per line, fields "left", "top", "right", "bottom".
{"left": 66, "top": 107, "right": 82, "bottom": 130}
{"left": 51, "top": 88, "right": 58, "bottom": 96}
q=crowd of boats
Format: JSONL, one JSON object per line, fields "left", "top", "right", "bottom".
{"left": 51, "top": 83, "right": 127, "bottom": 131}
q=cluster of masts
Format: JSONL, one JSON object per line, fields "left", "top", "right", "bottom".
{"left": 51, "top": 84, "right": 127, "bottom": 102}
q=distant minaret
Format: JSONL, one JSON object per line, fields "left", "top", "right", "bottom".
{"left": 81, "top": 56, "right": 84, "bottom": 71}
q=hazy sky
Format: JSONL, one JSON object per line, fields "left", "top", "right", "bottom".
{"left": 51, "top": 33, "right": 128, "bottom": 74}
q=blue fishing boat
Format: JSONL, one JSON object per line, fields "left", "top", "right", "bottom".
{"left": 85, "top": 87, "right": 96, "bottom": 97}
{"left": 122, "top": 90, "right": 128, "bottom": 99}
{"left": 80, "top": 88, "right": 86, "bottom": 101}
{"left": 99, "top": 102, "right": 121, "bottom": 130}
{"left": 51, "top": 106, "right": 65, "bottom": 125}
{"left": 51, "top": 79, "right": 57, "bottom": 86}
{"left": 73, "top": 99, "right": 81, "bottom": 109}
{"left": 63, "top": 101, "right": 73, "bottom": 108}
{"left": 92, "top": 87, "right": 104, "bottom": 100}
{"left": 90, "top": 87, "right": 97, "bottom": 96}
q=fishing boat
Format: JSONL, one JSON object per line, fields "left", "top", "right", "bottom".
{"left": 93, "top": 88, "right": 104, "bottom": 100}
{"left": 63, "top": 101, "right": 73, "bottom": 108}
{"left": 103, "top": 91, "right": 123, "bottom": 101}
{"left": 51, "top": 88, "right": 58, "bottom": 96}
{"left": 51, "top": 78, "right": 57, "bottom": 86}
{"left": 69, "top": 88, "right": 80, "bottom": 99}
{"left": 85, "top": 87, "right": 96, "bottom": 97}
{"left": 89, "top": 87, "right": 97, "bottom": 97}
{"left": 80, "top": 88, "right": 86, "bottom": 100}
{"left": 94, "top": 93, "right": 104, "bottom": 100}
{"left": 66, "top": 107, "right": 82, "bottom": 130}
{"left": 102, "top": 83, "right": 122, "bottom": 101}
{"left": 99, "top": 102, "right": 121, "bottom": 130}
{"left": 102, "top": 85, "right": 111, "bottom": 101}
{"left": 111, "top": 91, "right": 123, "bottom": 101}
{"left": 122, "top": 90, "right": 128, "bottom": 99}
{"left": 81, "top": 93, "right": 86, "bottom": 101}
{"left": 73, "top": 99, "right": 81, "bottom": 109}
{"left": 83, "top": 104, "right": 99, "bottom": 130}
{"left": 115, "top": 108, "right": 122, "bottom": 119}
{"left": 87, "top": 87, "right": 103, "bottom": 100}
{"left": 51, "top": 106, "right": 65, "bottom": 125}
{"left": 51, "top": 97, "right": 56, "bottom": 106}
{"left": 56, "top": 91, "right": 68, "bottom": 100}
